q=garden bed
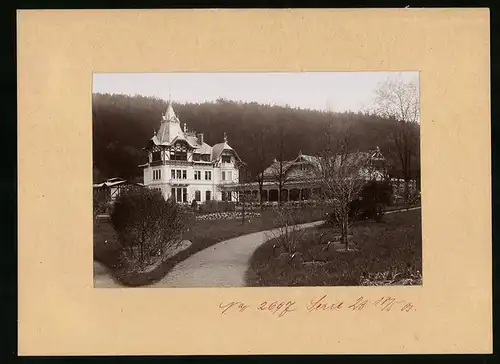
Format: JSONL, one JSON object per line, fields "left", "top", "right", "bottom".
{"left": 246, "top": 209, "right": 422, "bottom": 287}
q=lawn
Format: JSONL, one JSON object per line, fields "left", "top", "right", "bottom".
{"left": 94, "top": 206, "right": 326, "bottom": 286}
{"left": 246, "top": 209, "right": 422, "bottom": 287}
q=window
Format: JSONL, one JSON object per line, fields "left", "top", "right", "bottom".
{"left": 195, "top": 190, "right": 201, "bottom": 201}
{"left": 201, "top": 154, "right": 210, "bottom": 162}
{"left": 170, "top": 151, "right": 187, "bottom": 161}
{"left": 153, "top": 169, "right": 162, "bottom": 180}
{"left": 172, "top": 187, "right": 188, "bottom": 203}
{"left": 222, "top": 155, "right": 231, "bottom": 163}
{"left": 176, "top": 170, "right": 181, "bottom": 179}
{"left": 205, "top": 171, "right": 211, "bottom": 180}
{"left": 182, "top": 170, "right": 187, "bottom": 179}
{"left": 194, "top": 171, "right": 201, "bottom": 180}
{"left": 193, "top": 154, "right": 200, "bottom": 161}
{"left": 221, "top": 171, "right": 226, "bottom": 181}
{"left": 228, "top": 171, "right": 232, "bottom": 181}
{"left": 171, "top": 170, "right": 175, "bottom": 179}
{"left": 205, "top": 191, "right": 211, "bottom": 201}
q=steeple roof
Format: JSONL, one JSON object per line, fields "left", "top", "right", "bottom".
{"left": 163, "top": 101, "right": 179, "bottom": 123}
{"left": 156, "top": 101, "right": 182, "bottom": 144}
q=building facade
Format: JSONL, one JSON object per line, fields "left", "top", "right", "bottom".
{"left": 220, "top": 148, "right": 388, "bottom": 203}
{"left": 140, "top": 101, "right": 243, "bottom": 203}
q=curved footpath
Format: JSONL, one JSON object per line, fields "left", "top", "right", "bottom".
{"left": 149, "top": 220, "right": 324, "bottom": 287}
{"left": 94, "top": 206, "right": 421, "bottom": 288}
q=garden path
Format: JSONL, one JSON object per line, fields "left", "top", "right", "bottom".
{"left": 148, "top": 220, "right": 324, "bottom": 287}
{"left": 93, "top": 260, "right": 122, "bottom": 288}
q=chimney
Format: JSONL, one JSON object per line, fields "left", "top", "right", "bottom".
{"left": 197, "top": 133, "right": 204, "bottom": 145}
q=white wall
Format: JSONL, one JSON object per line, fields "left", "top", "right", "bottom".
{"left": 143, "top": 151, "right": 240, "bottom": 202}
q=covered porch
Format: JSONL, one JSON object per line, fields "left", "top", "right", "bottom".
{"left": 220, "top": 181, "right": 323, "bottom": 203}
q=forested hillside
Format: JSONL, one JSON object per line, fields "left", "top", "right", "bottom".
{"left": 92, "top": 93, "right": 419, "bottom": 183}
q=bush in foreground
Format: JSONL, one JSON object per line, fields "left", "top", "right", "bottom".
{"left": 111, "top": 187, "right": 190, "bottom": 272}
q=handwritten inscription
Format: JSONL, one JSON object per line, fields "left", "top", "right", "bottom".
{"left": 218, "top": 295, "right": 415, "bottom": 317}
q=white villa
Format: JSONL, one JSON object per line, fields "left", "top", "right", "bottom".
{"left": 140, "top": 101, "right": 244, "bottom": 203}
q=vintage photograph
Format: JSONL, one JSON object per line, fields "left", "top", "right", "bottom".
{"left": 93, "top": 72, "right": 421, "bottom": 288}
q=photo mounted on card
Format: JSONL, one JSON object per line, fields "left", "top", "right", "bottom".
{"left": 18, "top": 9, "right": 491, "bottom": 355}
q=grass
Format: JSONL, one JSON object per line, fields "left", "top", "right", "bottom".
{"left": 93, "top": 207, "right": 326, "bottom": 286}
{"left": 246, "top": 209, "right": 422, "bottom": 287}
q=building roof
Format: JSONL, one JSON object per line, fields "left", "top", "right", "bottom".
{"left": 93, "top": 178, "right": 143, "bottom": 188}
{"left": 170, "top": 134, "right": 198, "bottom": 148}
{"left": 163, "top": 102, "right": 179, "bottom": 123}
{"left": 262, "top": 149, "right": 386, "bottom": 179}
{"left": 147, "top": 102, "right": 240, "bottom": 163}
{"left": 262, "top": 160, "right": 295, "bottom": 178}
{"left": 211, "top": 141, "right": 244, "bottom": 163}
{"left": 196, "top": 142, "right": 213, "bottom": 155}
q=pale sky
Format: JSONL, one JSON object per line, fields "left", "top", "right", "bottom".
{"left": 93, "top": 72, "right": 419, "bottom": 113}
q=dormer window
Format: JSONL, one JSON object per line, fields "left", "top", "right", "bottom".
{"left": 222, "top": 155, "right": 231, "bottom": 163}
{"left": 193, "top": 154, "right": 200, "bottom": 161}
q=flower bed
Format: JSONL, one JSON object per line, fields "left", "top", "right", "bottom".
{"left": 195, "top": 211, "right": 261, "bottom": 221}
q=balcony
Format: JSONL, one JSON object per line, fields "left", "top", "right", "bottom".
{"left": 150, "top": 160, "right": 163, "bottom": 167}
{"left": 166, "top": 160, "right": 191, "bottom": 166}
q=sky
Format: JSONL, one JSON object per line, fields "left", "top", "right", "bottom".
{"left": 93, "top": 72, "right": 419, "bottom": 113}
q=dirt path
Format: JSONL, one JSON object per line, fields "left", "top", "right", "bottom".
{"left": 149, "top": 220, "right": 324, "bottom": 288}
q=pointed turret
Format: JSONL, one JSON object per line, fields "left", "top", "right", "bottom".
{"left": 162, "top": 101, "right": 180, "bottom": 123}
{"left": 156, "top": 101, "right": 183, "bottom": 144}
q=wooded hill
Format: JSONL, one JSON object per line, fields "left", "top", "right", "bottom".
{"left": 92, "top": 93, "right": 420, "bottom": 183}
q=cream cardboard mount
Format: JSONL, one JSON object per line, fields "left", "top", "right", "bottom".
{"left": 17, "top": 9, "right": 491, "bottom": 355}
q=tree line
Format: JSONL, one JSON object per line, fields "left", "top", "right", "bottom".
{"left": 92, "top": 87, "right": 420, "bottom": 184}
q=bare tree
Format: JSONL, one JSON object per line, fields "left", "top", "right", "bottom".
{"left": 314, "top": 127, "right": 371, "bottom": 250}
{"left": 269, "top": 124, "right": 293, "bottom": 205}
{"left": 372, "top": 76, "right": 420, "bottom": 207}
{"left": 251, "top": 127, "right": 271, "bottom": 209}
{"left": 267, "top": 206, "right": 307, "bottom": 256}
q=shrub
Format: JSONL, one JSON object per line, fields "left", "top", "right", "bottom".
{"left": 325, "top": 180, "right": 394, "bottom": 226}
{"left": 269, "top": 207, "right": 307, "bottom": 254}
{"left": 111, "top": 187, "right": 189, "bottom": 270}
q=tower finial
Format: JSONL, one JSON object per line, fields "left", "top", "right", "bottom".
{"left": 223, "top": 132, "right": 227, "bottom": 143}
{"left": 183, "top": 122, "right": 187, "bottom": 132}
